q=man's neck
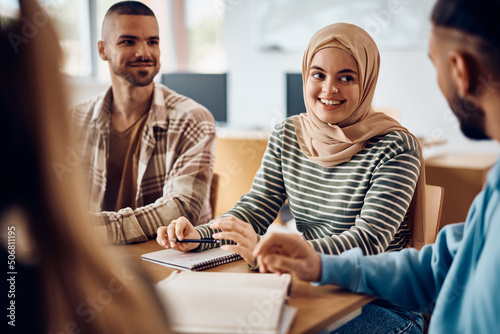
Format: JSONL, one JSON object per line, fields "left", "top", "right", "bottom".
{"left": 484, "top": 91, "right": 500, "bottom": 143}
{"left": 110, "top": 80, "right": 154, "bottom": 132}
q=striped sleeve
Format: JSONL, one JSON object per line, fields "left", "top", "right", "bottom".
{"left": 74, "top": 84, "right": 217, "bottom": 244}
{"left": 307, "top": 131, "right": 420, "bottom": 255}
{"left": 196, "top": 120, "right": 421, "bottom": 256}
{"left": 195, "top": 123, "right": 288, "bottom": 250}
{"left": 93, "top": 111, "right": 216, "bottom": 244}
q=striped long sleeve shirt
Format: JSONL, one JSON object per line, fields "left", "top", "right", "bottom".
{"left": 71, "top": 84, "right": 216, "bottom": 244}
{"left": 198, "top": 119, "right": 420, "bottom": 255}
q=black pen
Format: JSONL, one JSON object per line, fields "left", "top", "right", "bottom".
{"left": 169, "top": 238, "right": 221, "bottom": 244}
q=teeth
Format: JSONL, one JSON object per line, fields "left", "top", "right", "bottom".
{"left": 320, "top": 99, "right": 341, "bottom": 106}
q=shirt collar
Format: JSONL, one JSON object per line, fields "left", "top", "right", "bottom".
{"left": 90, "top": 83, "right": 168, "bottom": 131}
{"left": 91, "top": 87, "right": 113, "bottom": 131}
{"left": 145, "top": 83, "right": 169, "bottom": 130}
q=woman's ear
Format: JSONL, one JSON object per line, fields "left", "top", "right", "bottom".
{"left": 448, "top": 51, "right": 472, "bottom": 98}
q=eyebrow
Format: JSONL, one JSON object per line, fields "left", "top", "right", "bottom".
{"left": 338, "top": 68, "right": 358, "bottom": 75}
{"left": 310, "top": 66, "right": 358, "bottom": 75}
{"left": 118, "top": 35, "right": 159, "bottom": 40}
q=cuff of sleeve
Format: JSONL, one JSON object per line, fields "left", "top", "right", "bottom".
{"left": 313, "top": 248, "right": 364, "bottom": 288}
{"left": 248, "top": 234, "right": 263, "bottom": 271}
{"left": 195, "top": 225, "right": 217, "bottom": 251}
{"left": 248, "top": 258, "right": 259, "bottom": 271}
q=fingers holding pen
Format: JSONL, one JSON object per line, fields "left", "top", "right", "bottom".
{"left": 156, "top": 217, "right": 200, "bottom": 251}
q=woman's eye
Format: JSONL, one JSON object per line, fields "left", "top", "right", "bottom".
{"left": 341, "top": 76, "right": 355, "bottom": 82}
{"left": 312, "top": 73, "right": 325, "bottom": 79}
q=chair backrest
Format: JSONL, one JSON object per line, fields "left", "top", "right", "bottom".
{"left": 424, "top": 184, "right": 445, "bottom": 245}
{"left": 213, "top": 136, "right": 268, "bottom": 217}
{"left": 210, "top": 173, "right": 220, "bottom": 218}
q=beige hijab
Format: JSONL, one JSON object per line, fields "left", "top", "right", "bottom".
{"left": 293, "top": 23, "right": 427, "bottom": 248}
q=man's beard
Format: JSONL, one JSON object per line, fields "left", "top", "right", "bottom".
{"left": 449, "top": 93, "right": 489, "bottom": 140}
{"left": 112, "top": 61, "right": 159, "bottom": 87}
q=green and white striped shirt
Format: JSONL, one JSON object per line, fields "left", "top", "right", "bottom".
{"left": 198, "top": 118, "right": 420, "bottom": 255}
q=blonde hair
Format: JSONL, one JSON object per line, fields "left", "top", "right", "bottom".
{"left": 0, "top": 1, "right": 170, "bottom": 332}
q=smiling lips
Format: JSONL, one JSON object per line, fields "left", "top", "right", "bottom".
{"left": 319, "top": 98, "right": 344, "bottom": 106}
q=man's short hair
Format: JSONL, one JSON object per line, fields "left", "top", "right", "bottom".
{"left": 432, "top": 0, "right": 500, "bottom": 77}
{"left": 105, "top": 1, "right": 155, "bottom": 18}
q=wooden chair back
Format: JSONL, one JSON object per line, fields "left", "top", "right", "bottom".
{"left": 425, "top": 184, "right": 445, "bottom": 245}
{"left": 213, "top": 136, "right": 268, "bottom": 217}
{"left": 210, "top": 173, "right": 220, "bottom": 218}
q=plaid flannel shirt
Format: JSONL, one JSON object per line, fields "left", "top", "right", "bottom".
{"left": 71, "top": 83, "right": 215, "bottom": 244}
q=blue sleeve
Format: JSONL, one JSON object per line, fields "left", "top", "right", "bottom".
{"left": 463, "top": 221, "right": 500, "bottom": 332}
{"left": 460, "top": 179, "right": 500, "bottom": 333}
{"left": 317, "top": 223, "right": 465, "bottom": 313}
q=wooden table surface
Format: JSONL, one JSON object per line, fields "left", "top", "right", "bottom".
{"left": 116, "top": 240, "right": 374, "bottom": 334}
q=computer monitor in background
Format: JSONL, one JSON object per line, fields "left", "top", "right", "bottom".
{"left": 286, "top": 73, "right": 306, "bottom": 118}
{"left": 161, "top": 73, "right": 227, "bottom": 124}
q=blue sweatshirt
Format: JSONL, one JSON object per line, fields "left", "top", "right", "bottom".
{"left": 317, "top": 158, "right": 500, "bottom": 333}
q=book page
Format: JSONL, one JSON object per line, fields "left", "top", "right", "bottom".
{"left": 156, "top": 272, "right": 292, "bottom": 334}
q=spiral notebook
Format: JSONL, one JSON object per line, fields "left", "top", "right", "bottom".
{"left": 141, "top": 247, "right": 242, "bottom": 271}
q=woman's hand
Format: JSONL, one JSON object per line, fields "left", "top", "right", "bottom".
{"left": 211, "top": 216, "right": 259, "bottom": 266}
{"left": 156, "top": 216, "right": 201, "bottom": 252}
{"left": 253, "top": 232, "right": 322, "bottom": 282}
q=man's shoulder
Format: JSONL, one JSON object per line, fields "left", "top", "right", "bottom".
{"left": 69, "top": 88, "right": 110, "bottom": 127}
{"left": 156, "top": 84, "right": 215, "bottom": 124}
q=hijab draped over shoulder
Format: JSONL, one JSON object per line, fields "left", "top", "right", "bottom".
{"left": 292, "top": 23, "right": 427, "bottom": 248}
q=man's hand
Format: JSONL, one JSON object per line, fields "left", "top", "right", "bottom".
{"left": 253, "top": 232, "right": 322, "bottom": 282}
{"left": 156, "top": 216, "right": 201, "bottom": 252}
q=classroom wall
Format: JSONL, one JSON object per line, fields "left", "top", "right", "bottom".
{"left": 223, "top": 0, "right": 499, "bottom": 156}
{"left": 68, "top": 1, "right": 499, "bottom": 156}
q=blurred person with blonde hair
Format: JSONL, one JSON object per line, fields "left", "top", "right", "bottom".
{"left": 0, "top": 1, "right": 171, "bottom": 333}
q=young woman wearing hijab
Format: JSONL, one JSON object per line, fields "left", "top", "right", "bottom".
{"left": 158, "top": 23, "right": 425, "bottom": 333}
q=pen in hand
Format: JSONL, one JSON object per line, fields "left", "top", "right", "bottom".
{"left": 169, "top": 238, "right": 221, "bottom": 244}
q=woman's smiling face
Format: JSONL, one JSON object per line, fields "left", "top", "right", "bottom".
{"left": 305, "top": 47, "right": 361, "bottom": 125}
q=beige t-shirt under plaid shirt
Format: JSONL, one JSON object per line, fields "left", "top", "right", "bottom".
{"left": 71, "top": 83, "right": 216, "bottom": 244}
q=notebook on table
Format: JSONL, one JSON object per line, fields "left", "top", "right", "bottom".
{"left": 156, "top": 271, "right": 295, "bottom": 334}
{"left": 141, "top": 247, "right": 242, "bottom": 271}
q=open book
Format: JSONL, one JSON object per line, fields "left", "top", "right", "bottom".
{"left": 156, "top": 271, "right": 294, "bottom": 334}
{"left": 141, "top": 247, "right": 242, "bottom": 271}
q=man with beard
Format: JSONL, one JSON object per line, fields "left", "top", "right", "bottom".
{"left": 253, "top": 0, "right": 500, "bottom": 333}
{"left": 71, "top": 1, "right": 215, "bottom": 244}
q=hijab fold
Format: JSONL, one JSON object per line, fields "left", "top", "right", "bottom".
{"left": 292, "top": 23, "right": 427, "bottom": 249}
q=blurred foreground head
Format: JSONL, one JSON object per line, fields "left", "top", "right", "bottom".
{"left": 430, "top": 0, "right": 500, "bottom": 140}
{"left": 0, "top": 0, "right": 170, "bottom": 333}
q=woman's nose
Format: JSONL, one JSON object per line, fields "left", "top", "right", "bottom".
{"left": 322, "top": 82, "right": 339, "bottom": 94}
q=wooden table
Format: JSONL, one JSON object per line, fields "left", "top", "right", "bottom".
{"left": 116, "top": 240, "right": 374, "bottom": 334}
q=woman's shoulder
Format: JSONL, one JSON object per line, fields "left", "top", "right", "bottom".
{"left": 273, "top": 117, "right": 295, "bottom": 131}
{"left": 372, "top": 131, "right": 420, "bottom": 152}
{"left": 269, "top": 117, "right": 297, "bottom": 139}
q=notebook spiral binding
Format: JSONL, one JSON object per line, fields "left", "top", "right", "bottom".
{"left": 192, "top": 253, "right": 242, "bottom": 271}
